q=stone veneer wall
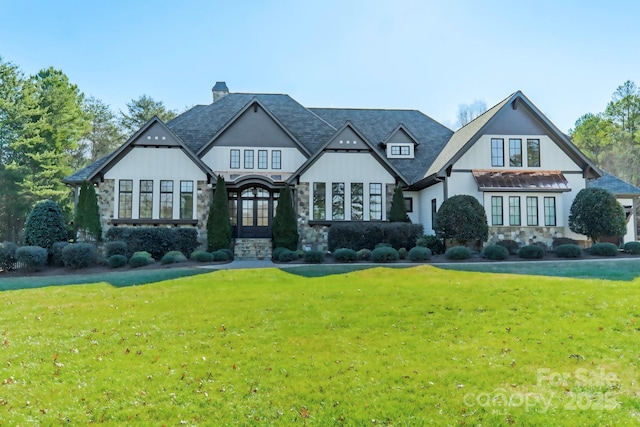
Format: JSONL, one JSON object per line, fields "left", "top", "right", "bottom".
{"left": 196, "top": 180, "right": 210, "bottom": 246}
{"left": 385, "top": 184, "right": 395, "bottom": 219}
{"left": 488, "top": 226, "right": 567, "bottom": 248}
{"left": 296, "top": 182, "right": 329, "bottom": 251}
{"left": 97, "top": 179, "right": 115, "bottom": 235}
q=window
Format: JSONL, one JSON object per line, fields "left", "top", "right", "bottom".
{"left": 244, "top": 150, "right": 254, "bottom": 169}
{"left": 180, "top": 181, "right": 193, "bottom": 219}
{"left": 390, "top": 145, "right": 410, "bottom": 155}
{"left": 404, "top": 197, "right": 413, "bottom": 213}
{"left": 258, "top": 150, "right": 268, "bottom": 169}
{"left": 139, "top": 180, "right": 153, "bottom": 218}
{"left": 332, "top": 182, "right": 345, "bottom": 220}
{"left": 351, "top": 183, "right": 363, "bottom": 220}
{"left": 527, "top": 139, "right": 540, "bottom": 167}
{"left": 369, "top": 183, "right": 382, "bottom": 220}
{"left": 491, "top": 196, "right": 503, "bottom": 225}
{"left": 160, "top": 180, "right": 173, "bottom": 219}
{"left": 491, "top": 138, "right": 504, "bottom": 166}
{"left": 509, "top": 196, "right": 521, "bottom": 226}
{"left": 118, "top": 179, "right": 133, "bottom": 218}
{"left": 312, "top": 182, "right": 326, "bottom": 220}
{"left": 272, "top": 150, "right": 281, "bottom": 169}
{"left": 544, "top": 197, "right": 556, "bottom": 226}
{"left": 229, "top": 192, "right": 238, "bottom": 226}
{"left": 526, "top": 196, "right": 538, "bottom": 226}
{"left": 230, "top": 149, "right": 240, "bottom": 169}
{"left": 509, "top": 138, "right": 522, "bottom": 167}
{"left": 431, "top": 198, "right": 437, "bottom": 230}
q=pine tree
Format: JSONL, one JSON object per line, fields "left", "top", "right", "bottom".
{"left": 272, "top": 184, "right": 299, "bottom": 250}
{"left": 207, "top": 175, "right": 232, "bottom": 252}
{"left": 388, "top": 185, "right": 411, "bottom": 222}
{"left": 75, "top": 181, "right": 102, "bottom": 241}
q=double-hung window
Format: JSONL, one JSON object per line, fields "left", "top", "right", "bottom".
{"left": 160, "top": 180, "right": 173, "bottom": 219}
{"left": 180, "top": 181, "right": 193, "bottom": 219}
{"left": 258, "top": 150, "right": 268, "bottom": 169}
{"left": 491, "top": 196, "right": 503, "bottom": 225}
{"left": 272, "top": 150, "right": 281, "bottom": 169}
{"left": 509, "top": 138, "right": 522, "bottom": 167}
{"left": 244, "top": 150, "right": 254, "bottom": 169}
{"left": 369, "top": 183, "right": 382, "bottom": 220}
{"left": 119, "top": 180, "right": 133, "bottom": 218}
{"left": 526, "top": 196, "right": 538, "bottom": 226}
{"left": 544, "top": 197, "right": 556, "bottom": 226}
{"left": 491, "top": 138, "right": 504, "bottom": 167}
{"left": 139, "top": 180, "right": 153, "bottom": 219}
{"left": 527, "top": 139, "right": 540, "bottom": 167}
{"left": 509, "top": 196, "right": 521, "bottom": 226}
{"left": 230, "top": 149, "right": 240, "bottom": 169}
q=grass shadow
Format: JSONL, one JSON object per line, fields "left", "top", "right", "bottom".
{"left": 279, "top": 263, "right": 414, "bottom": 278}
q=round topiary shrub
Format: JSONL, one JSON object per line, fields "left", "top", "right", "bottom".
{"left": 161, "top": 251, "right": 187, "bottom": 264}
{"left": 371, "top": 246, "right": 399, "bottom": 263}
{"left": 416, "top": 235, "right": 445, "bottom": 255}
{"left": 398, "top": 247, "right": 407, "bottom": 260}
{"left": 495, "top": 240, "right": 519, "bottom": 255}
{"left": 445, "top": 246, "right": 471, "bottom": 260}
{"left": 133, "top": 251, "right": 153, "bottom": 260}
{"left": 16, "top": 246, "right": 48, "bottom": 271}
{"left": 278, "top": 249, "right": 298, "bottom": 262}
{"left": 518, "top": 245, "right": 545, "bottom": 259}
{"left": 408, "top": 246, "right": 432, "bottom": 262}
{"left": 554, "top": 244, "right": 583, "bottom": 258}
{"left": 191, "top": 251, "right": 214, "bottom": 262}
{"left": 211, "top": 250, "right": 230, "bottom": 262}
{"left": 23, "top": 200, "right": 68, "bottom": 256}
{"left": 483, "top": 244, "right": 510, "bottom": 261}
{"left": 272, "top": 247, "right": 288, "bottom": 261}
{"left": 0, "top": 242, "right": 18, "bottom": 271}
{"left": 624, "top": 241, "right": 640, "bottom": 255}
{"left": 129, "top": 255, "right": 151, "bottom": 268}
{"left": 105, "top": 241, "right": 128, "bottom": 258}
{"left": 356, "top": 248, "right": 371, "bottom": 261}
{"left": 375, "top": 242, "right": 392, "bottom": 249}
{"left": 218, "top": 248, "right": 234, "bottom": 260}
{"left": 589, "top": 242, "right": 619, "bottom": 257}
{"left": 108, "top": 254, "right": 128, "bottom": 268}
{"left": 61, "top": 243, "right": 97, "bottom": 268}
{"left": 303, "top": 250, "right": 325, "bottom": 264}
{"left": 334, "top": 248, "right": 357, "bottom": 263}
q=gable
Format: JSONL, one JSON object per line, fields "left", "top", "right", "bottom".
{"left": 132, "top": 121, "right": 183, "bottom": 147}
{"left": 483, "top": 103, "right": 549, "bottom": 136}
{"left": 325, "top": 127, "right": 368, "bottom": 150}
{"left": 387, "top": 128, "right": 416, "bottom": 145}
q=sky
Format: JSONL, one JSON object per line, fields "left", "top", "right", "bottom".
{"left": 1, "top": 0, "right": 639, "bottom": 133}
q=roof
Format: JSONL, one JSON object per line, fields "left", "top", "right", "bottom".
{"left": 588, "top": 171, "right": 640, "bottom": 196}
{"left": 472, "top": 170, "right": 571, "bottom": 192}
{"left": 63, "top": 154, "right": 113, "bottom": 184}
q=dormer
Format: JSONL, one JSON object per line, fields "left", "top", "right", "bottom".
{"left": 382, "top": 125, "right": 418, "bottom": 159}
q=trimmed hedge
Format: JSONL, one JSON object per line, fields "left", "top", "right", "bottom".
{"left": 334, "top": 248, "right": 357, "bottom": 263}
{"left": 483, "top": 244, "right": 510, "bottom": 260}
{"left": 105, "top": 227, "right": 198, "bottom": 259}
{"left": 398, "top": 247, "right": 407, "bottom": 260}
{"left": 445, "top": 246, "right": 471, "bottom": 260}
{"left": 416, "top": 235, "right": 445, "bottom": 255}
{"left": 0, "top": 242, "right": 18, "bottom": 271}
{"left": 161, "top": 251, "right": 188, "bottom": 264}
{"left": 61, "top": 243, "right": 97, "bottom": 268}
{"left": 589, "top": 242, "right": 619, "bottom": 257}
{"left": 303, "top": 250, "right": 325, "bottom": 264}
{"left": 105, "top": 241, "right": 128, "bottom": 258}
{"left": 108, "top": 254, "right": 128, "bottom": 268}
{"left": 554, "top": 244, "right": 583, "bottom": 258}
{"left": 191, "top": 251, "right": 214, "bottom": 262}
{"left": 272, "top": 247, "right": 289, "bottom": 261}
{"left": 129, "top": 255, "right": 152, "bottom": 268}
{"left": 371, "top": 246, "right": 399, "bottom": 263}
{"left": 16, "top": 246, "right": 48, "bottom": 271}
{"left": 328, "top": 222, "right": 423, "bottom": 251}
{"left": 518, "top": 245, "right": 545, "bottom": 259}
{"left": 624, "top": 241, "right": 640, "bottom": 255}
{"left": 495, "top": 240, "right": 519, "bottom": 255}
{"left": 408, "top": 246, "right": 431, "bottom": 262}
{"left": 211, "top": 250, "right": 230, "bottom": 262}
{"left": 356, "top": 248, "right": 371, "bottom": 261}
{"left": 278, "top": 249, "right": 298, "bottom": 262}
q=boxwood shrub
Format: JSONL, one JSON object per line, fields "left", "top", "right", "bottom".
{"left": 624, "top": 241, "right": 640, "bottom": 255}
{"left": 0, "top": 242, "right": 18, "bottom": 271}
{"left": 107, "top": 254, "right": 128, "bottom": 268}
{"left": 277, "top": 249, "right": 298, "bottom": 262}
{"left": 356, "top": 248, "right": 371, "bottom": 261}
{"left": 445, "top": 246, "right": 471, "bottom": 260}
{"left": 328, "top": 222, "right": 423, "bottom": 251}
{"left": 552, "top": 237, "right": 578, "bottom": 249}
{"left": 495, "top": 240, "right": 519, "bottom": 255}
{"left": 371, "top": 246, "right": 399, "bottom": 263}
{"left": 416, "top": 235, "right": 445, "bottom": 255}
{"left": 211, "top": 250, "right": 230, "bottom": 262}
{"left": 334, "top": 248, "right": 357, "bottom": 263}
{"left": 161, "top": 251, "right": 188, "bottom": 264}
{"left": 303, "top": 250, "right": 325, "bottom": 264}
{"left": 105, "top": 227, "right": 198, "bottom": 259}
{"left": 129, "top": 255, "right": 151, "bottom": 268}
{"left": 61, "top": 243, "right": 97, "bottom": 268}
{"left": 51, "top": 241, "right": 69, "bottom": 267}
{"left": 518, "top": 245, "right": 545, "bottom": 259}
{"left": 105, "top": 240, "right": 128, "bottom": 258}
{"left": 218, "top": 248, "right": 234, "bottom": 260}
{"left": 554, "top": 244, "right": 583, "bottom": 258}
{"left": 483, "top": 244, "right": 510, "bottom": 260}
{"left": 408, "top": 246, "right": 432, "bottom": 262}
{"left": 589, "top": 242, "right": 619, "bottom": 257}
{"left": 16, "top": 246, "right": 48, "bottom": 271}
{"left": 191, "top": 251, "right": 214, "bottom": 262}
{"left": 398, "top": 247, "right": 407, "bottom": 259}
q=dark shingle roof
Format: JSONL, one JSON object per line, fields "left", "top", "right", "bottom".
{"left": 63, "top": 154, "right": 113, "bottom": 184}
{"left": 588, "top": 171, "right": 640, "bottom": 196}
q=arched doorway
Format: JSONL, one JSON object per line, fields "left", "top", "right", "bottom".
{"left": 231, "top": 186, "right": 278, "bottom": 238}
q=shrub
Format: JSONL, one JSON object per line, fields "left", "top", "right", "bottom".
{"left": 303, "top": 250, "right": 325, "bottom": 264}
{"left": 51, "top": 242, "right": 70, "bottom": 267}
{"left": 445, "top": 246, "right": 471, "bottom": 260}
{"left": 333, "top": 248, "right": 357, "bottom": 263}
{"left": 132, "top": 251, "right": 153, "bottom": 260}
{"left": 173, "top": 229, "right": 199, "bottom": 259}
{"left": 161, "top": 251, "right": 187, "bottom": 264}
{"left": 416, "top": 235, "right": 445, "bottom": 255}
{"left": 107, "top": 254, "right": 128, "bottom": 268}
{"left": 624, "top": 241, "right": 640, "bottom": 255}
{"left": 16, "top": 246, "right": 48, "bottom": 271}
{"left": 272, "top": 247, "right": 289, "bottom": 261}
{"left": 129, "top": 255, "right": 151, "bottom": 268}
{"left": 61, "top": 243, "right": 96, "bottom": 268}
{"left": 589, "top": 242, "right": 619, "bottom": 257}
{"left": 495, "top": 240, "right": 519, "bottom": 255}
{"left": 518, "top": 245, "right": 545, "bottom": 259}
{"left": 105, "top": 227, "right": 197, "bottom": 260}
{"left": 552, "top": 237, "right": 578, "bottom": 249}
{"left": 569, "top": 187, "right": 626, "bottom": 243}
{"left": 371, "top": 246, "right": 399, "bottom": 263}
{"left": 278, "top": 249, "right": 298, "bottom": 263}
{"left": 75, "top": 181, "right": 102, "bottom": 241}
{"left": 23, "top": 200, "right": 68, "bottom": 256}
{"left": 554, "top": 244, "right": 583, "bottom": 258}
{"left": 375, "top": 242, "right": 392, "bottom": 248}
{"left": 388, "top": 185, "right": 410, "bottom": 222}
{"left": 0, "top": 242, "right": 18, "bottom": 271}
{"left": 398, "top": 247, "right": 407, "bottom": 259}
{"left": 191, "top": 251, "right": 214, "bottom": 262}
{"left": 328, "top": 222, "right": 423, "bottom": 251}
{"left": 105, "top": 241, "right": 128, "bottom": 258}
{"left": 211, "top": 250, "right": 230, "bottom": 262}
{"left": 408, "top": 246, "right": 432, "bottom": 262}
{"left": 218, "top": 248, "right": 234, "bottom": 260}
{"left": 356, "top": 248, "right": 371, "bottom": 261}
{"left": 207, "top": 175, "right": 232, "bottom": 252}
{"left": 483, "top": 244, "right": 510, "bottom": 261}
{"left": 435, "top": 195, "right": 488, "bottom": 245}
{"left": 272, "top": 184, "right": 299, "bottom": 250}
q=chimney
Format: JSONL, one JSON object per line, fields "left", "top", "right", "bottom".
{"left": 212, "top": 81, "right": 229, "bottom": 102}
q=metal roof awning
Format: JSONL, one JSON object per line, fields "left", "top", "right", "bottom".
{"left": 472, "top": 170, "right": 571, "bottom": 192}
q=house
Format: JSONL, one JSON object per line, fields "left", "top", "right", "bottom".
{"left": 64, "top": 83, "right": 637, "bottom": 256}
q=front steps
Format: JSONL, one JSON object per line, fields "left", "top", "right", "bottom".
{"left": 234, "top": 238, "right": 272, "bottom": 260}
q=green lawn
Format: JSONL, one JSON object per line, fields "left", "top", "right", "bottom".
{"left": 1, "top": 266, "right": 639, "bottom": 425}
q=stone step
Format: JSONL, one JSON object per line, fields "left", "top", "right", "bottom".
{"left": 234, "top": 238, "right": 272, "bottom": 260}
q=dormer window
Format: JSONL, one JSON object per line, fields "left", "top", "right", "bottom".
{"left": 387, "top": 144, "right": 413, "bottom": 158}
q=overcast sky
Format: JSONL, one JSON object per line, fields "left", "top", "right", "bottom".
{"left": 2, "top": 0, "right": 639, "bottom": 133}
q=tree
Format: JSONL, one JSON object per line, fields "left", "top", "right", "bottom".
{"left": 272, "top": 184, "right": 299, "bottom": 250}
{"left": 605, "top": 80, "right": 640, "bottom": 137}
{"left": 388, "top": 185, "right": 410, "bottom": 222}
{"left": 570, "top": 113, "right": 614, "bottom": 164}
{"left": 569, "top": 188, "right": 626, "bottom": 243}
{"left": 23, "top": 199, "right": 68, "bottom": 255}
{"left": 78, "top": 96, "right": 124, "bottom": 166}
{"left": 75, "top": 181, "right": 102, "bottom": 241}
{"left": 456, "top": 100, "right": 486, "bottom": 128}
{"left": 206, "top": 175, "right": 232, "bottom": 252}
{"left": 120, "top": 95, "right": 177, "bottom": 135}
{"left": 434, "top": 195, "right": 488, "bottom": 246}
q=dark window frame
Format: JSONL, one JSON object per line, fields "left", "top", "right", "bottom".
{"left": 160, "top": 180, "right": 174, "bottom": 219}
{"left": 509, "top": 196, "right": 521, "bottom": 226}
{"left": 230, "top": 149, "right": 240, "bottom": 169}
{"left": 258, "top": 150, "right": 268, "bottom": 169}
{"left": 491, "top": 138, "right": 504, "bottom": 167}
{"left": 139, "top": 179, "right": 153, "bottom": 219}
{"left": 118, "top": 179, "right": 133, "bottom": 219}
{"left": 527, "top": 138, "right": 541, "bottom": 167}
{"left": 244, "top": 150, "right": 254, "bottom": 169}
{"left": 180, "top": 180, "right": 194, "bottom": 220}
{"left": 526, "top": 196, "right": 538, "bottom": 226}
{"left": 272, "top": 150, "right": 281, "bottom": 169}
{"left": 491, "top": 195, "right": 503, "bottom": 226}
{"left": 509, "top": 138, "right": 522, "bottom": 167}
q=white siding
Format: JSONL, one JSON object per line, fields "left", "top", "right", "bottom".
{"left": 416, "top": 184, "right": 443, "bottom": 234}
{"left": 203, "top": 146, "right": 306, "bottom": 173}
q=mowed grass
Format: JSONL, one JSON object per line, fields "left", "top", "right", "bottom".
{"left": 1, "top": 266, "right": 640, "bottom": 425}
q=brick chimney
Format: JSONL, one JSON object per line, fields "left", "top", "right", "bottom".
{"left": 212, "top": 81, "right": 229, "bottom": 102}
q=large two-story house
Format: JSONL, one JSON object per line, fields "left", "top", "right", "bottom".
{"left": 64, "top": 83, "right": 640, "bottom": 254}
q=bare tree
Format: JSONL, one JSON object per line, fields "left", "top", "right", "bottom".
{"left": 456, "top": 100, "right": 487, "bottom": 128}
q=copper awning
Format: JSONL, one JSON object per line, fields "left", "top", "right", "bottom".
{"left": 472, "top": 170, "right": 571, "bottom": 192}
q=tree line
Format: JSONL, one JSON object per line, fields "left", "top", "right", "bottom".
{"left": 0, "top": 57, "right": 178, "bottom": 242}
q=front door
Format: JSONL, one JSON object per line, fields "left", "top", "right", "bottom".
{"left": 238, "top": 187, "right": 272, "bottom": 238}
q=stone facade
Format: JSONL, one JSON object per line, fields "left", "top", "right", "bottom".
{"left": 97, "top": 179, "right": 115, "bottom": 234}
{"left": 488, "top": 226, "right": 567, "bottom": 248}
{"left": 196, "top": 180, "right": 211, "bottom": 245}
{"left": 296, "top": 182, "right": 329, "bottom": 251}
